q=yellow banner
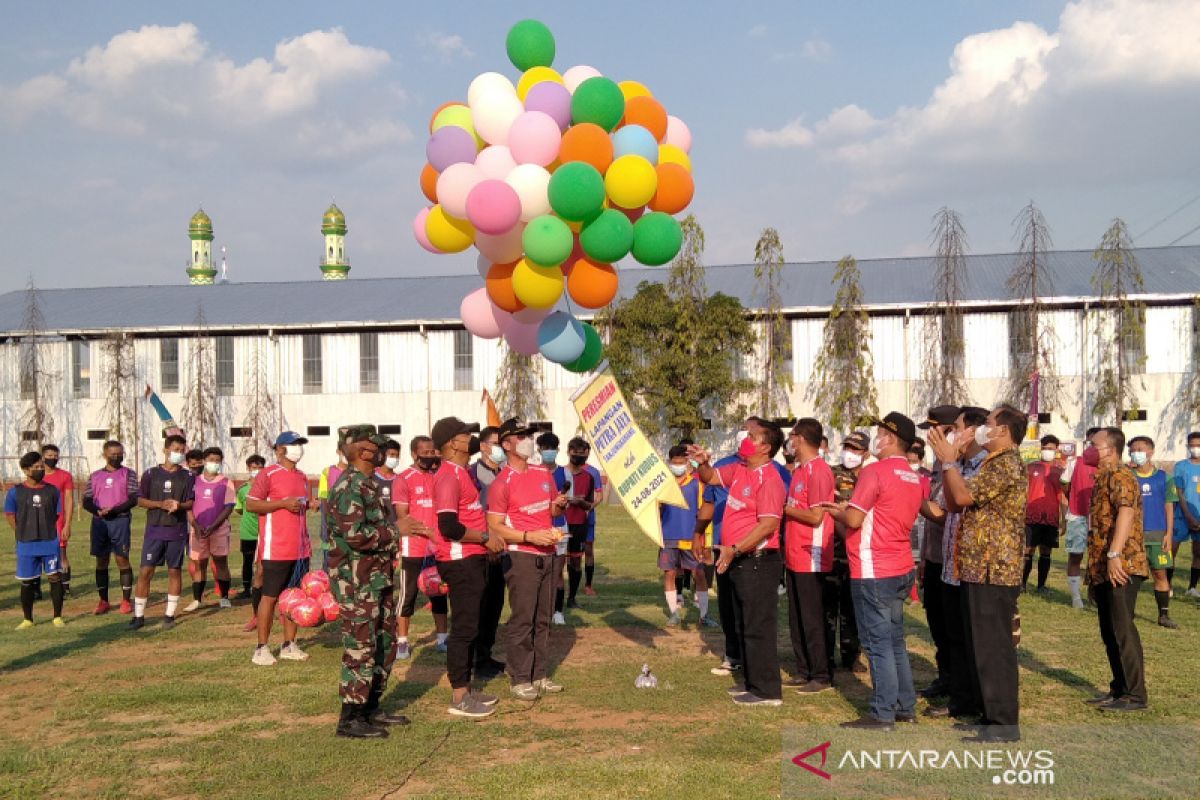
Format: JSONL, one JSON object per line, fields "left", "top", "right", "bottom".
{"left": 571, "top": 365, "right": 686, "bottom": 547}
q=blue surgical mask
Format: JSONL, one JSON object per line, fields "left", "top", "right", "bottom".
{"left": 540, "top": 449, "right": 558, "bottom": 465}
{"left": 1130, "top": 451, "right": 1149, "bottom": 467}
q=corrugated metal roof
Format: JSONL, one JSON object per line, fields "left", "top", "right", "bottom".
{"left": 2, "top": 245, "right": 1198, "bottom": 335}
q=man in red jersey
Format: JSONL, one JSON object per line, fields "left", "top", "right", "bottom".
{"left": 394, "top": 435, "right": 449, "bottom": 658}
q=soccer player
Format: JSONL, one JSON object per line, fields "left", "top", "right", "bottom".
{"left": 1128, "top": 437, "right": 1179, "bottom": 628}
{"left": 395, "top": 435, "right": 450, "bottom": 657}
{"left": 1062, "top": 429, "right": 1101, "bottom": 608}
{"left": 245, "top": 431, "right": 312, "bottom": 665}
{"left": 1172, "top": 431, "right": 1200, "bottom": 598}
{"left": 185, "top": 447, "right": 236, "bottom": 612}
{"left": 6, "top": 452, "right": 65, "bottom": 628}
{"left": 1023, "top": 435, "right": 1064, "bottom": 593}
{"left": 234, "top": 454, "right": 266, "bottom": 630}
{"left": 130, "top": 434, "right": 195, "bottom": 631}
{"left": 82, "top": 440, "right": 139, "bottom": 614}
{"left": 555, "top": 437, "right": 596, "bottom": 610}
{"left": 659, "top": 445, "right": 715, "bottom": 626}
{"left": 40, "top": 444, "right": 74, "bottom": 597}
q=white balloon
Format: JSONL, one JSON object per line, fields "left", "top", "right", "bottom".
{"left": 475, "top": 145, "right": 518, "bottom": 180}
{"left": 665, "top": 115, "right": 693, "bottom": 154}
{"left": 435, "top": 162, "right": 484, "bottom": 220}
{"left": 504, "top": 163, "right": 552, "bottom": 222}
{"left": 562, "top": 65, "right": 602, "bottom": 94}
{"left": 475, "top": 223, "right": 526, "bottom": 264}
{"left": 472, "top": 93, "right": 524, "bottom": 146}
{"left": 467, "top": 72, "right": 517, "bottom": 109}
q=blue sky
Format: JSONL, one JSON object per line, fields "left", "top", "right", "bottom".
{"left": 2, "top": 0, "right": 1198, "bottom": 292}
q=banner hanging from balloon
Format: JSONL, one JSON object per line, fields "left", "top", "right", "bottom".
{"left": 415, "top": 18, "right": 695, "bottom": 371}
{"left": 570, "top": 363, "right": 686, "bottom": 547}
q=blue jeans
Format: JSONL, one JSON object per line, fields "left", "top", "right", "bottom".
{"left": 850, "top": 573, "right": 916, "bottom": 722}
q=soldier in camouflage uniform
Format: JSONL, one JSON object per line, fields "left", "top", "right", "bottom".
{"left": 328, "top": 425, "right": 411, "bottom": 739}
{"left": 824, "top": 431, "right": 869, "bottom": 674}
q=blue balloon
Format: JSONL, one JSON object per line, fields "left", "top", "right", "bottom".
{"left": 611, "top": 124, "right": 659, "bottom": 165}
{"left": 537, "top": 311, "right": 587, "bottom": 364}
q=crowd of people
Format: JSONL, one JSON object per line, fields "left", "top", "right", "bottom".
{"left": 6, "top": 404, "right": 1200, "bottom": 741}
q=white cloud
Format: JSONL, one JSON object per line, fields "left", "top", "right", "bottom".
{"left": 745, "top": 117, "right": 814, "bottom": 148}
{"left": 747, "top": 24, "right": 769, "bottom": 38}
{"left": 420, "top": 32, "right": 474, "bottom": 60}
{"left": 66, "top": 23, "right": 206, "bottom": 88}
{"left": 801, "top": 39, "right": 833, "bottom": 62}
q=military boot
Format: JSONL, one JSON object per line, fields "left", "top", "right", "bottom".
{"left": 336, "top": 704, "right": 388, "bottom": 739}
{"left": 365, "top": 687, "right": 410, "bottom": 727}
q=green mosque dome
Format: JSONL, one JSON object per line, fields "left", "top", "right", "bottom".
{"left": 321, "top": 203, "right": 347, "bottom": 235}
{"left": 189, "top": 208, "right": 214, "bottom": 241}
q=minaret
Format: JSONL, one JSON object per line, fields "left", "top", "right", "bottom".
{"left": 320, "top": 203, "right": 350, "bottom": 280}
{"left": 218, "top": 246, "right": 229, "bottom": 284}
{"left": 187, "top": 208, "right": 216, "bottom": 285}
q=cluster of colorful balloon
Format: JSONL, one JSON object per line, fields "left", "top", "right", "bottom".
{"left": 413, "top": 19, "right": 694, "bottom": 370}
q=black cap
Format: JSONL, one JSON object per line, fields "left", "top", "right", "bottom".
{"left": 917, "top": 405, "right": 962, "bottom": 430}
{"left": 871, "top": 412, "right": 917, "bottom": 445}
{"left": 497, "top": 417, "right": 536, "bottom": 439}
{"left": 431, "top": 417, "right": 480, "bottom": 450}
{"left": 842, "top": 431, "right": 870, "bottom": 451}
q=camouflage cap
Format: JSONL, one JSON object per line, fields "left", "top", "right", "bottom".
{"left": 338, "top": 424, "right": 387, "bottom": 447}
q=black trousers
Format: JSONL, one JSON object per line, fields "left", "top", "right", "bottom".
{"left": 716, "top": 566, "right": 741, "bottom": 664}
{"left": 784, "top": 569, "right": 831, "bottom": 684}
{"left": 240, "top": 539, "right": 257, "bottom": 591}
{"left": 436, "top": 556, "right": 487, "bottom": 689}
{"left": 941, "top": 581, "right": 976, "bottom": 714}
{"left": 1094, "top": 576, "right": 1147, "bottom": 703}
{"left": 727, "top": 550, "right": 783, "bottom": 700}
{"left": 963, "top": 581, "right": 1020, "bottom": 728}
{"left": 922, "top": 559, "right": 949, "bottom": 684}
{"left": 476, "top": 556, "right": 505, "bottom": 663}
{"left": 503, "top": 551, "right": 556, "bottom": 685}
{"left": 822, "top": 559, "right": 860, "bottom": 668}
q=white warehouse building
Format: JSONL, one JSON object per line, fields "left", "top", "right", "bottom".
{"left": 2, "top": 206, "right": 1200, "bottom": 478}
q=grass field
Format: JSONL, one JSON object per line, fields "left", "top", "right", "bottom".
{"left": 1, "top": 506, "right": 1199, "bottom": 799}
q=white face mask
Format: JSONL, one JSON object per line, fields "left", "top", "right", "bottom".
{"left": 841, "top": 451, "right": 863, "bottom": 469}
{"left": 818, "top": 448, "right": 826, "bottom": 459}
{"left": 203, "top": 461, "right": 221, "bottom": 475}
{"left": 974, "top": 425, "right": 992, "bottom": 447}
{"left": 1130, "top": 451, "right": 1149, "bottom": 467}
{"left": 249, "top": 469, "right": 261, "bottom": 479}
{"left": 668, "top": 463, "right": 687, "bottom": 477}
{"left": 489, "top": 445, "right": 506, "bottom": 464}
{"left": 785, "top": 439, "right": 797, "bottom": 457}
{"left": 384, "top": 456, "right": 400, "bottom": 470}
{"left": 168, "top": 451, "right": 186, "bottom": 466}
{"left": 868, "top": 434, "right": 883, "bottom": 458}
{"left": 285, "top": 444, "right": 304, "bottom": 464}
{"left": 1191, "top": 447, "right": 1200, "bottom": 460}
{"left": 1040, "top": 449, "right": 1056, "bottom": 462}
{"left": 910, "top": 462, "right": 921, "bottom": 472}
{"left": 514, "top": 438, "right": 536, "bottom": 460}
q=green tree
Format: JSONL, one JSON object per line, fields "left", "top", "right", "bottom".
{"left": 494, "top": 349, "right": 546, "bottom": 421}
{"left": 1090, "top": 218, "right": 1146, "bottom": 424}
{"left": 919, "top": 207, "right": 970, "bottom": 407}
{"left": 754, "top": 227, "right": 792, "bottom": 419}
{"left": 1005, "top": 201, "right": 1063, "bottom": 417}
{"left": 810, "top": 255, "right": 878, "bottom": 431}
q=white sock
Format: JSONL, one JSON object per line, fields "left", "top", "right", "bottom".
{"left": 665, "top": 590, "right": 679, "bottom": 613}
{"left": 1067, "top": 576, "right": 1082, "bottom": 602}
{"left": 165, "top": 595, "right": 179, "bottom": 617}
{"left": 436, "top": 632, "right": 448, "bottom": 644}
{"left": 398, "top": 636, "right": 408, "bottom": 644}
{"left": 676, "top": 592, "right": 684, "bottom": 608}
{"left": 134, "top": 597, "right": 148, "bottom": 618}
{"left": 696, "top": 590, "right": 709, "bottom": 618}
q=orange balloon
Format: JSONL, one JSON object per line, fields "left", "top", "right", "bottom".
{"left": 559, "top": 123, "right": 614, "bottom": 173}
{"left": 485, "top": 261, "right": 525, "bottom": 313}
{"left": 567, "top": 258, "right": 619, "bottom": 309}
{"left": 649, "top": 163, "right": 694, "bottom": 214}
{"left": 428, "top": 101, "right": 458, "bottom": 133}
{"left": 622, "top": 96, "right": 668, "bottom": 142}
{"left": 420, "top": 163, "right": 439, "bottom": 203}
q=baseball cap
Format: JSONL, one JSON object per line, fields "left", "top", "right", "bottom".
{"left": 842, "top": 431, "right": 870, "bottom": 451}
{"left": 431, "top": 416, "right": 480, "bottom": 450}
{"left": 497, "top": 417, "right": 536, "bottom": 439}
{"left": 871, "top": 412, "right": 917, "bottom": 445}
{"left": 338, "top": 424, "right": 387, "bottom": 447}
{"left": 918, "top": 405, "right": 962, "bottom": 430}
{"left": 273, "top": 431, "right": 308, "bottom": 447}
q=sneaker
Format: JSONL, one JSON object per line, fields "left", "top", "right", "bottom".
{"left": 1085, "top": 693, "right": 1115, "bottom": 705}
{"left": 119, "top": 599, "right": 133, "bottom": 614}
{"left": 839, "top": 714, "right": 894, "bottom": 730}
{"left": 1159, "top": 614, "right": 1180, "bottom": 629}
{"left": 15, "top": 619, "right": 34, "bottom": 631}
{"left": 161, "top": 616, "right": 176, "bottom": 631}
{"left": 795, "top": 680, "right": 832, "bottom": 694}
{"left": 93, "top": 600, "right": 111, "bottom": 615}
{"left": 699, "top": 615, "right": 720, "bottom": 628}
{"left": 1072, "top": 597, "right": 1085, "bottom": 610}
{"left": 435, "top": 639, "right": 449, "bottom": 653}
{"left": 1034, "top": 586, "right": 1049, "bottom": 595}
{"left": 552, "top": 612, "right": 566, "bottom": 626}
{"left": 584, "top": 585, "right": 597, "bottom": 596}
{"left": 1098, "top": 697, "right": 1147, "bottom": 712}
{"left": 1186, "top": 588, "right": 1200, "bottom": 599}
{"left": 726, "top": 684, "right": 747, "bottom": 695}
{"left": 52, "top": 617, "right": 65, "bottom": 627}
{"left": 666, "top": 611, "right": 680, "bottom": 627}
{"left": 252, "top": 645, "right": 277, "bottom": 666}
{"left": 395, "top": 641, "right": 412, "bottom": 661}
{"left": 183, "top": 600, "right": 201, "bottom": 613}
{"left": 534, "top": 677, "right": 564, "bottom": 694}
{"left": 242, "top": 616, "right": 258, "bottom": 632}
{"left": 777, "top": 584, "right": 787, "bottom": 596}
{"left": 471, "top": 692, "right": 499, "bottom": 706}
{"left": 731, "top": 692, "right": 782, "bottom": 707}
{"left": 448, "top": 695, "right": 495, "bottom": 719}
{"left": 566, "top": 598, "right": 580, "bottom": 609}
{"left": 279, "top": 642, "right": 309, "bottom": 661}
{"left": 710, "top": 658, "right": 739, "bottom": 676}
{"left": 895, "top": 712, "right": 918, "bottom": 724}
{"left": 218, "top": 598, "right": 232, "bottom": 609}
{"left": 127, "top": 616, "right": 145, "bottom": 631}
{"left": 511, "top": 683, "right": 540, "bottom": 701}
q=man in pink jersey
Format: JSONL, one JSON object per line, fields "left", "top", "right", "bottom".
{"left": 821, "top": 412, "right": 925, "bottom": 730}
{"left": 431, "top": 416, "right": 506, "bottom": 718}
{"left": 246, "top": 431, "right": 312, "bottom": 666}
{"left": 487, "top": 418, "right": 569, "bottom": 701}
{"left": 689, "top": 421, "right": 788, "bottom": 707}
{"left": 394, "top": 435, "right": 449, "bottom": 658}
{"left": 83, "top": 440, "right": 139, "bottom": 614}
{"left": 782, "top": 418, "right": 836, "bottom": 694}
{"left": 184, "top": 447, "right": 236, "bottom": 612}
{"left": 40, "top": 444, "right": 74, "bottom": 597}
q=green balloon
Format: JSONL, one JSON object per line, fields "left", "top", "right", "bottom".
{"left": 563, "top": 323, "right": 603, "bottom": 373}
{"left": 506, "top": 19, "right": 556, "bottom": 71}
{"left": 570, "top": 77, "right": 625, "bottom": 132}
{"left": 522, "top": 215, "right": 574, "bottom": 267}
{"left": 579, "top": 209, "right": 634, "bottom": 263}
{"left": 547, "top": 162, "right": 606, "bottom": 222}
{"left": 631, "top": 212, "right": 683, "bottom": 266}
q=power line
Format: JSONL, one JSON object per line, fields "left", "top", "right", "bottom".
{"left": 1166, "top": 220, "right": 1200, "bottom": 247}
{"left": 1135, "top": 192, "right": 1200, "bottom": 241}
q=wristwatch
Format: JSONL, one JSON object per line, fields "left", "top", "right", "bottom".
{"left": 1106, "top": 550, "right": 1120, "bottom": 560}
{"left": 480, "top": 531, "right": 490, "bottom": 544}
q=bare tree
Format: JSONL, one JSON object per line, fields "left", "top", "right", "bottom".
{"left": 754, "top": 227, "right": 792, "bottom": 418}
{"left": 1004, "top": 202, "right": 1064, "bottom": 418}
{"left": 494, "top": 348, "right": 547, "bottom": 421}
{"left": 919, "top": 207, "right": 971, "bottom": 407}
{"left": 810, "top": 255, "right": 878, "bottom": 431}
{"left": 99, "top": 333, "right": 138, "bottom": 442}
{"left": 240, "top": 338, "right": 278, "bottom": 458}
{"left": 17, "top": 281, "right": 55, "bottom": 450}
{"left": 179, "top": 306, "right": 218, "bottom": 445}
{"left": 1090, "top": 218, "right": 1146, "bottom": 425}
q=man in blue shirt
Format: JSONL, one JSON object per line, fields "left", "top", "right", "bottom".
{"left": 1171, "top": 431, "right": 1200, "bottom": 598}
{"left": 660, "top": 445, "right": 716, "bottom": 626}
{"left": 1129, "top": 436, "right": 1178, "bottom": 628}
{"left": 5, "top": 452, "right": 65, "bottom": 628}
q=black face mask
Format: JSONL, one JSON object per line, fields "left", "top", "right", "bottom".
{"left": 29, "top": 468, "right": 46, "bottom": 482}
{"left": 43, "top": 458, "right": 58, "bottom": 470}
{"left": 467, "top": 436, "right": 481, "bottom": 456}
{"left": 419, "top": 456, "right": 442, "bottom": 472}
{"left": 570, "top": 454, "right": 588, "bottom": 466}
{"left": 190, "top": 466, "right": 203, "bottom": 475}
{"left": 106, "top": 455, "right": 124, "bottom": 468}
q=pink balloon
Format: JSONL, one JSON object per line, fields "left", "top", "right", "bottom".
{"left": 512, "top": 305, "right": 552, "bottom": 325}
{"left": 475, "top": 145, "right": 518, "bottom": 180}
{"left": 504, "top": 319, "right": 541, "bottom": 356}
{"left": 665, "top": 115, "right": 692, "bottom": 154}
{"left": 436, "top": 162, "right": 484, "bottom": 219}
{"left": 508, "top": 111, "right": 562, "bottom": 167}
{"left": 563, "top": 65, "right": 602, "bottom": 94}
{"left": 475, "top": 223, "right": 526, "bottom": 263}
{"left": 461, "top": 287, "right": 509, "bottom": 339}
{"left": 466, "top": 180, "right": 522, "bottom": 236}
{"left": 524, "top": 81, "right": 572, "bottom": 131}
{"left": 412, "top": 207, "right": 441, "bottom": 254}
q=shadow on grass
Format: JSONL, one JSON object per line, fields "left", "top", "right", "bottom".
{"left": 600, "top": 606, "right": 670, "bottom": 649}
{"left": 0, "top": 618, "right": 133, "bottom": 673}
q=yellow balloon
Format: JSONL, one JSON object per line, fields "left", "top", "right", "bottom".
{"left": 512, "top": 259, "right": 564, "bottom": 308}
{"left": 618, "top": 80, "right": 652, "bottom": 101}
{"left": 432, "top": 104, "right": 484, "bottom": 148}
{"left": 658, "top": 143, "right": 692, "bottom": 172}
{"left": 604, "top": 154, "right": 658, "bottom": 209}
{"left": 516, "top": 66, "right": 564, "bottom": 101}
{"left": 425, "top": 205, "right": 475, "bottom": 253}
